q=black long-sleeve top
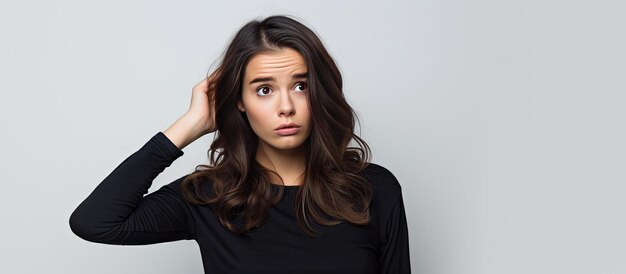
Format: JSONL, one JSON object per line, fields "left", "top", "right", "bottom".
{"left": 69, "top": 132, "right": 411, "bottom": 274}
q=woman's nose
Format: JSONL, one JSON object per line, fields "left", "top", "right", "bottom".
{"left": 278, "top": 89, "right": 295, "bottom": 117}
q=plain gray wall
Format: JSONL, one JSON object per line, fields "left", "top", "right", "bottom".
{"left": 1, "top": 0, "right": 624, "bottom": 273}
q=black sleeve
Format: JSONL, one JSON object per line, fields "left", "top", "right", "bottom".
{"left": 69, "top": 132, "right": 196, "bottom": 245}
{"left": 379, "top": 193, "right": 412, "bottom": 273}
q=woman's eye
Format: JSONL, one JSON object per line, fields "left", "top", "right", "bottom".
{"left": 256, "top": 86, "right": 272, "bottom": 96}
{"left": 294, "top": 82, "right": 307, "bottom": 92}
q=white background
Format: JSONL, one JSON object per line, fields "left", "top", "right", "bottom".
{"left": 1, "top": 0, "right": 624, "bottom": 273}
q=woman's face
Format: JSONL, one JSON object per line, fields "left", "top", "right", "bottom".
{"left": 238, "top": 47, "right": 312, "bottom": 153}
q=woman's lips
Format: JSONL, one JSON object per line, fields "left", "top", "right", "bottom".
{"left": 274, "top": 126, "right": 300, "bottom": 136}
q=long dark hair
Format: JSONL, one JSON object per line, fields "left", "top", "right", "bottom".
{"left": 180, "top": 15, "right": 373, "bottom": 236}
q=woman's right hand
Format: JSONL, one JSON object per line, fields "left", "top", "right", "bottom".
{"left": 163, "top": 69, "right": 221, "bottom": 149}
{"left": 186, "top": 69, "right": 220, "bottom": 135}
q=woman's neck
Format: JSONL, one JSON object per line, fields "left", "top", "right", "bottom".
{"left": 255, "top": 142, "right": 306, "bottom": 186}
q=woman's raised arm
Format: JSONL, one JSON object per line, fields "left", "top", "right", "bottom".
{"left": 69, "top": 132, "right": 195, "bottom": 245}
{"left": 70, "top": 73, "right": 219, "bottom": 245}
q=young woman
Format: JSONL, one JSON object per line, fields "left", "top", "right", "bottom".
{"left": 70, "top": 15, "right": 411, "bottom": 274}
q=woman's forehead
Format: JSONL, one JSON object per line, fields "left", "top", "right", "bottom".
{"left": 245, "top": 48, "right": 307, "bottom": 81}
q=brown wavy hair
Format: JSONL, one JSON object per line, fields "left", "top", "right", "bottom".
{"left": 180, "top": 15, "right": 373, "bottom": 236}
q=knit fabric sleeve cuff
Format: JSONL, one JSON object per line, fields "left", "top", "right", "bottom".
{"left": 152, "top": 131, "right": 184, "bottom": 158}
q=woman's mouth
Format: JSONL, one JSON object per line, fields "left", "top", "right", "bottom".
{"left": 274, "top": 126, "right": 300, "bottom": 136}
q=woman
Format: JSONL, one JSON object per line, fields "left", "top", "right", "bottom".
{"left": 70, "top": 15, "right": 411, "bottom": 274}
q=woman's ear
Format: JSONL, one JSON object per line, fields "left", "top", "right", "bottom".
{"left": 237, "top": 100, "right": 245, "bottom": 112}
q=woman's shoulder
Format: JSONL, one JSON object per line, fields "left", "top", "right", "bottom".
{"left": 162, "top": 172, "right": 212, "bottom": 197}
{"left": 160, "top": 174, "right": 192, "bottom": 193}
{"left": 360, "top": 162, "right": 403, "bottom": 201}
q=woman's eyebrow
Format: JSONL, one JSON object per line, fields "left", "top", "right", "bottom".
{"left": 292, "top": 72, "right": 308, "bottom": 79}
{"left": 249, "top": 72, "right": 308, "bottom": 85}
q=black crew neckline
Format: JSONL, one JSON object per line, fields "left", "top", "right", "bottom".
{"left": 271, "top": 184, "right": 301, "bottom": 189}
